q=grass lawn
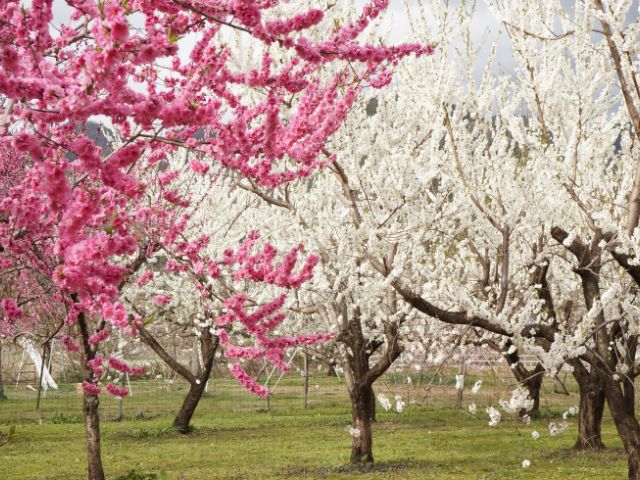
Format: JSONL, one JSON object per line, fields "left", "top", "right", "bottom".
{"left": 0, "top": 395, "right": 628, "bottom": 480}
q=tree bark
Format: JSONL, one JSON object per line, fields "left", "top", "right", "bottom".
{"left": 168, "top": 329, "right": 218, "bottom": 434}
{"left": 521, "top": 370, "right": 543, "bottom": 417}
{"left": 350, "top": 383, "right": 375, "bottom": 464}
{"left": 574, "top": 378, "right": 606, "bottom": 450}
{"left": 173, "top": 379, "right": 208, "bottom": 433}
{"left": 0, "top": 343, "right": 7, "bottom": 401}
{"left": 602, "top": 377, "right": 640, "bottom": 480}
{"left": 83, "top": 393, "right": 105, "bottom": 480}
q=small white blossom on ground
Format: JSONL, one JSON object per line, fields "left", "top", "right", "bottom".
{"left": 562, "top": 406, "right": 579, "bottom": 420}
{"left": 531, "top": 430, "right": 540, "bottom": 440}
{"left": 468, "top": 403, "right": 477, "bottom": 415}
{"left": 522, "top": 459, "right": 531, "bottom": 469}
{"left": 346, "top": 426, "right": 361, "bottom": 438}
{"left": 487, "top": 406, "right": 501, "bottom": 427}
{"left": 548, "top": 421, "right": 569, "bottom": 436}
{"left": 377, "top": 394, "right": 392, "bottom": 412}
{"left": 471, "top": 380, "right": 482, "bottom": 394}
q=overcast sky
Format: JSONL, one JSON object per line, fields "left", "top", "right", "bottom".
{"left": 48, "top": 0, "right": 639, "bottom": 84}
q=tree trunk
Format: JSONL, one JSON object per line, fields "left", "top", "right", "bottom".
{"left": 510, "top": 362, "right": 544, "bottom": 417}
{"left": 570, "top": 360, "right": 606, "bottom": 450}
{"left": 0, "top": 343, "right": 7, "bottom": 401}
{"left": 611, "top": 408, "right": 640, "bottom": 480}
{"left": 173, "top": 380, "right": 207, "bottom": 434}
{"left": 602, "top": 377, "right": 640, "bottom": 480}
{"left": 350, "top": 384, "right": 375, "bottom": 464}
{"left": 368, "top": 384, "right": 376, "bottom": 422}
{"left": 574, "top": 379, "right": 606, "bottom": 450}
{"left": 172, "top": 332, "right": 217, "bottom": 434}
{"left": 521, "top": 370, "right": 543, "bottom": 417}
{"left": 83, "top": 393, "right": 105, "bottom": 480}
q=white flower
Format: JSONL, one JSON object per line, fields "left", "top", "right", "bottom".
{"left": 471, "top": 380, "right": 482, "bottom": 394}
{"left": 486, "top": 406, "right": 501, "bottom": 427}
{"left": 468, "top": 403, "right": 477, "bottom": 415}
{"left": 346, "top": 426, "right": 361, "bottom": 438}
{"left": 499, "top": 387, "right": 534, "bottom": 414}
{"left": 395, "top": 395, "right": 405, "bottom": 413}
{"left": 548, "top": 421, "right": 569, "bottom": 437}
{"left": 522, "top": 459, "right": 531, "bottom": 469}
{"left": 531, "top": 430, "right": 540, "bottom": 440}
{"left": 377, "top": 394, "right": 392, "bottom": 412}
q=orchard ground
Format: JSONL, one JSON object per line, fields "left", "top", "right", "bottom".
{"left": 0, "top": 375, "right": 628, "bottom": 479}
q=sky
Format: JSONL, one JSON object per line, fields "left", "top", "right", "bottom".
{"left": 45, "top": 0, "right": 640, "bottom": 85}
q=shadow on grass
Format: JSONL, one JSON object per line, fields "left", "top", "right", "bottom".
{"left": 283, "top": 460, "right": 429, "bottom": 478}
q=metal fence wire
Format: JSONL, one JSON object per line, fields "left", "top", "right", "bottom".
{"left": 0, "top": 366, "right": 581, "bottom": 426}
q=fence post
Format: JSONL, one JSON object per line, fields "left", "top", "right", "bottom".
{"left": 35, "top": 341, "right": 50, "bottom": 410}
{"left": 303, "top": 351, "right": 309, "bottom": 409}
{"left": 455, "top": 354, "right": 465, "bottom": 409}
{"left": 116, "top": 375, "right": 125, "bottom": 421}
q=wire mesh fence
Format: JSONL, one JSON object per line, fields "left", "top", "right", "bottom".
{"left": 0, "top": 366, "right": 582, "bottom": 426}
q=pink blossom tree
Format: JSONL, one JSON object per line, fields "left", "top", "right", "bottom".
{"left": 0, "top": 1, "right": 428, "bottom": 478}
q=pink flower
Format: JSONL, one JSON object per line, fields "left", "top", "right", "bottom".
{"left": 82, "top": 381, "right": 101, "bottom": 396}
{"left": 110, "top": 21, "right": 129, "bottom": 44}
{"left": 106, "top": 383, "right": 129, "bottom": 398}
{"left": 153, "top": 294, "right": 171, "bottom": 305}
{"left": 108, "top": 357, "right": 145, "bottom": 375}
{"left": 136, "top": 271, "right": 154, "bottom": 286}
{"left": 229, "top": 364, "right": 270, "bottom": 397}
{"left": 190, "top": 160, "right": 209, "bottom": 175}
{"left": 88, "top": 329, "right": 110, "bottom": 345}
{"left": 62, "top": 335, "right": 81, "bottom": 352}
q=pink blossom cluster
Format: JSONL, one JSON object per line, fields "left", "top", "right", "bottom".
{"left": 108, "top": 357, "right": 146, "bottom": 376}
{"left": 229, "top": 363, "right": 270, "bottom": 397}
{"left": 0, "top": 0, "right": 431, "bottom": 397}
{"left": 106, "top": 384, "right": 129, "bottom": 398}
{"left": 222, "top": 231, "right": 319, "bottom": 288}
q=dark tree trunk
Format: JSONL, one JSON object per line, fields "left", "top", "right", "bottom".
{"left": 172, "top": 330, "right": 218, "bottom": 434}
{"left": 0, "top": 343, "right": 7, "bottom": 401}
{"left": 521, "top": 368, "right": 543, "bottom": 417}
{"left": 350, "top": 383, "right": 375, "bottom": 464}
{"left": 83, "top": 393, "right": 105, "bottom": 480}
{"left": 574, "top": 378, "right": 606, "bottom": 450}
{"left": 508, "top": 360, "right": 544, "bottom": 417}
{"left": 602, "top": 376, "right": 640, "bottom": 479}
{"left": 368, "top": 384, "right": 376, "bottom": 422}
{"left": 336, "top": 301, "right": 404, "bottom": 466}
{"left": 173, "top": 379, "right": 208, "bottom": 433}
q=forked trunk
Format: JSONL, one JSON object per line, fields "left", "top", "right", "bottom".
{"left": 574, "top": 380, "right": 606, "bottom": 450}
{"left": 173, "top": 380, "right": 208, "bottom": 434}
{"left": 83, "top": 393, "right": 105, "bottom": 480}
{"left": 350, "top": 384, "right": 375, "bottom": 464}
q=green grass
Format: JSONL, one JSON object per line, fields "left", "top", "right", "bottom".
{"left": 0, "top": 400, "right": 628, "bottom": 479}
{"left": 0, "top": 375, "right": 627, "bottom": 479}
